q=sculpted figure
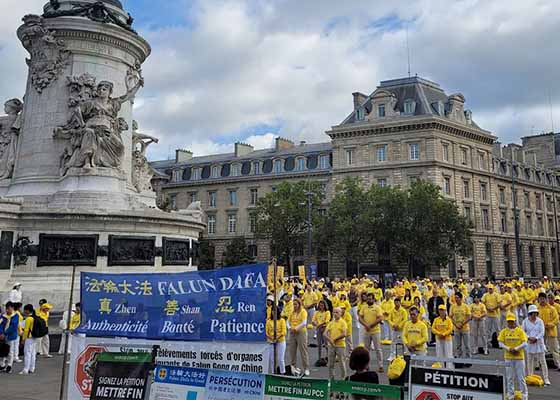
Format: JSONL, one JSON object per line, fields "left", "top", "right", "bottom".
{"left": 0, "top": 99, "right": 24, "bottom": 179}
{"left": 55, "top": 69, "right": 143, "bottom": 174}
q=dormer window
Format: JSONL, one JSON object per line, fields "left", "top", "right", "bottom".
{"left": 192, "top": 168, "right": 201, "bottom": 180}
{"left": 403, "top": 99, "right": 415, "bottom": 115}
{"left": 378, "top": 104, "right": 386, "bottom": 118}
{"left": 356, "top": 107, "right": 365, "bottom": 121}
{"left": 211, "top": 166, "right": 219, "bottom": 178}
{"left": 274, "top": 159, "right": 283, "bottom": 173}
{"left": 253, "top": 161, "right": 260, "bottom": 175}
{"left": 296, "top": 157, "right": 306, "bottom": 171}
{"left": 232, "top": 163, "right": 240, "bottom": 177}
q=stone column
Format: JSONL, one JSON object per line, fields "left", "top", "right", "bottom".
{"left": 8, "top": 1, "right": 150, "bottom": 198}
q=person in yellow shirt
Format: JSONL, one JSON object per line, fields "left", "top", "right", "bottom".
{"left": 413, "top": 297, "right": 427, "bottom": 322}
{"left": 402, "top": 307, "right": 428, "bottom": 356}
{"left": 37, "top": 299, "right": 53, "bottom": 358}
{"left": 499, "top": 285, "right": 513, "bottom": 328}
{"left": 538, "top": 293, "right": 560, "bottom": 369}
{"left": 402, "top": 289, "right": 414, "bottom": 311}
{"left": 324, "top": 307, "right": 347, "bottom": 380}
{"left": 450, "top": 292, "right": 471, "bottom": 360}
{"left": 302, "top": 285, "right": 318, "bottom": 336}
{"left": 281, "top": 292, "right": 293, "bottom": 320}
{"left": 470, "top": 295, "right": 488, "bottom": 355}
{"left": 388, "top": 298, "right": 408, "bottom": 361}
{"left": 288, "top": 298, "right": 309, "bottom": 376}
{"left": 20, "top": 304, "right": 36, "bottom": 375}
{"left": 482, "top": 284, "right": 500, "bottom": 348}
{"left": 498, "top": 313, "right": 528, "bottom": 400}
{"left": 340, "top": 303, "right": 353, "bottom": 356}
{"left": 266, "top": 308, "right": 287, "bottom": 374}
{"left": 380, "top": 291, "right": 394, "bottom": 341}
{"left": 312, "top": 300, "right": 330, "bottom": 364}
{"left": 358, "top": 292, "right": 384, "bottom": 372}
{"left": 431, "top": 305, "right": 454, "bottom": 368}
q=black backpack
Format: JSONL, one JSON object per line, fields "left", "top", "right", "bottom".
{"left": 31, "top": 315, "right": 48, "bottom": 338}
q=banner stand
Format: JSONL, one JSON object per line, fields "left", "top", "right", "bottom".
{"left": 59, "top": 264, "right": 77, "bottom": 400}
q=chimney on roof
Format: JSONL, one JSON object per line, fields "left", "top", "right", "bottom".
{"left": 492, "top": 142, "right": 503, "bottom": 158}
{"left": 352, "top": 92, "right": 368, "bottom": 111}
{"left": 235, "top": 142, "right": 254, "bottom": 157}
{"left": 275, "top": 137, "right": 294, "bottom": 151}
{"left": 175, "top": 149, "right": 193, "bottom": 163}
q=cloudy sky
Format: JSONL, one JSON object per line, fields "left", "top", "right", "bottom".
{"left": 1, "top": 0, "right": 559, "bottom": 161}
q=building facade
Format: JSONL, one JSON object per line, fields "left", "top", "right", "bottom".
{"left": 152, "top": 77, "right": 560, "bottom": 280}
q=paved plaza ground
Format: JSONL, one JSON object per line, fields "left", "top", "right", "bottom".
{"left": 1, "top": 345, "right": 560, "bottom": 400}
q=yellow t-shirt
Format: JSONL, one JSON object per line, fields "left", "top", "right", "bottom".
{"left": 288, "top": 309, "right": 308, "bottom": 332}
{"left": 470, "top": 303, "right": 487, "bottom": 319}
{"left": 266, "top": 318, "right": 287, "bottom": 343}
{"left": 380, "top": 299, "right": 394, "bottom": 318}
{"left": 402, "top": 297, "right": 414, "bottom": 310}
{"left": 312, "top": 310, "right": 331, "bottom": 328}
{"left": 431, "top": 316, "right": 453, "bottom": 341}
{"left": 482, "top": 292, "right": 500, "bottom": 317}
{"left": 281, "top": 300, "right": 293, "bottom": 320}
{"left": 402, "top": 320, "right": 428, "bottom": 351}
{"left": 326, "top": 319, "right": 347, "bottom": 348}
{"left": 450, "top": 303, "right": 471, "bottom": 332}
{"left": 343, "top": 310, "right": 353, "bottom": 335}
{"left": 498, "top": 327, "right": 527, "bottom": 360}
{"left": 359, "top": 304, "right": 383, "bottom": 334}
{"left": 22, "top": 316, "right": 34, "bottom": 340}
{"left": 500, "top": 292, "right": 513, "bottom": 314}
{"left": 538, "top": 304, "right": 559, "bottom": 337}
{"left": 302, "top": 291, "right": 318, "bottom": 308}
{"left": 388, "top": 307, "right": 409, "bottom": 331}
{"left": 372, "top": 288, "right": 383, "bottom": 303}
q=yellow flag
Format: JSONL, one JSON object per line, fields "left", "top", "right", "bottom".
{"left": 298, "top": 265, "right": 307, "bottom": 285}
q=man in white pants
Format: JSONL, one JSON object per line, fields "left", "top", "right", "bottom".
{"left": 522, "top": 305, "right": 550, "bottom": 385}
{"left": 498, "top": 312, "right": 528, "bottom": 400}
{"left": 20, "top": 304, "right": 37, "bottom": 375}
{"left": 432, "top": 304, "right": 454, "bottom": 368}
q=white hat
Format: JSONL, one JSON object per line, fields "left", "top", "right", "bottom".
{"left": 266, "top": 295, "right": 274, "bottom": 302}
{"left": 14, "top": 282, "right": 21, "bottom": 287}
{"left": 527, "top": 305, "right": 539, "bottom": 314}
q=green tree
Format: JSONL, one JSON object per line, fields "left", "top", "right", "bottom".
{"left": 315, "top": 177, "right": 379, "bottom": 276}
{"left": 222, "top": 237, "right": 254, "bottom": 267}
{"left": 255, "top": 181, "right": 324, "bottom": 274}
{"left": 198, "top": 236, "right": 215, "bottom": 270}
{"left": 393, "top": 180, "right": 472, "bottom": 277}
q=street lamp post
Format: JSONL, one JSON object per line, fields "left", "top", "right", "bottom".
{"left": 306, "top": 190, "right": 313, "bottom": 266}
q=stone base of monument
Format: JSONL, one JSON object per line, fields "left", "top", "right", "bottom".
{"left": 0, "top": 197, "right": 204, "bottom": 309}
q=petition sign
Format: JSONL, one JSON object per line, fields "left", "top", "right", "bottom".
{"left": 409, "top": 367, "right": 505, "bottom": 400}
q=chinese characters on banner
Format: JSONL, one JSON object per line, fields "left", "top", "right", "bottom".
{"left": 77, "top": 263, "right": 268, "bottom": 342}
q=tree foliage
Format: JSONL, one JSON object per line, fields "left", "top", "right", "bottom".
{"left": 254, "top": 181, "right": 324, "bottom": 273}
{"left": 198, "top": 236, "right": 215, "bottom": 270}
{"left": 316, "top": 178, "right": 471, "bottom": 277}
{"left": 222, "top": 237, "right": 254, "bottom": 267}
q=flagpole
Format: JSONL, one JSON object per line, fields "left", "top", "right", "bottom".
{"left": 272, "top": 258, "right": 278, "bottom": 374}
{"left": 59, "top": 264, "right": 77, "bottom": 400}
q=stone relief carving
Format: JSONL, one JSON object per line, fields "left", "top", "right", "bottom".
{"left": 53, "top": 68, "right": 144, "bottom": 175}
{"left": 37, "top": 234, "right": 98, "bottom": 266}
{"left": 108, "top": 235, "right": 155, "bottom": 266}
{"left": 13, "top": 235, "right": 33, "bottom": 265}
{"left": 0, "top": 99, "right": 24, "bottom": 180}
{"left": 131, "top": 121, "right": 159, "bottom": 193}
{"left": 19, "top": 15, "right": 71, "bottom": 94}
{"left": 43, "top": 1, "right": 135, "bottom": 33}
{"left": 162, "top": 238, "right": 190, "bottom": 265}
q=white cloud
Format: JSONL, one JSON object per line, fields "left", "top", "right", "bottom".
{"left": 2, "top": 0, "right": 560, "bottom": 161}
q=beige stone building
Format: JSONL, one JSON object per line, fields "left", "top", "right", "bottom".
{"left": 152, "top": 77, "right": 560, "bottom": 280}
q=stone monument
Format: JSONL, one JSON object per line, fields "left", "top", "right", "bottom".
{"left": 0, "top": 0, "right": 204, "bottom": 307}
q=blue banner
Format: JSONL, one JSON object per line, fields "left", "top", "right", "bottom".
{"left": 77, "top": 263, "right": 267, "bottom": 342}
{"left": 308, "top": 264, "right": 318, "bottom": 281}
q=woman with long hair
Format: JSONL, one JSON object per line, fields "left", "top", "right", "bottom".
{"left": 312, "top": 300, "right": 331, "bottom": 365}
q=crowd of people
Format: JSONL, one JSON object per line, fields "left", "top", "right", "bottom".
{"left": 0, "top": 283, "right": 81, "bottom": 375}
{"left": 265, "top": 275, "right": 560, "bottom": 400}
